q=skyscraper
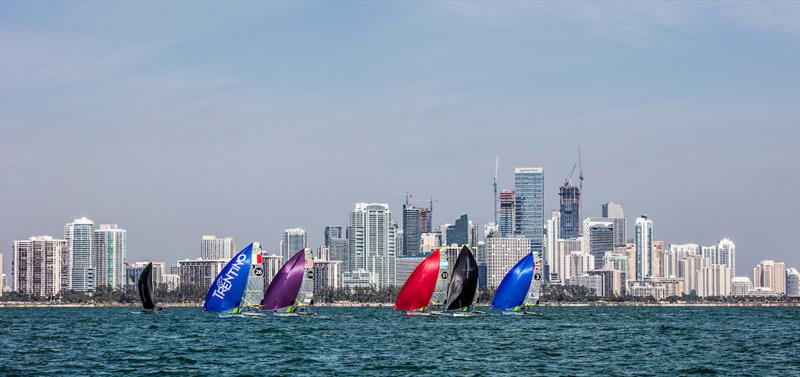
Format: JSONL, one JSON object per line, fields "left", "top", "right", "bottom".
{"left": 445, "top": 214, "right": 469, "bottom": 246}
{"left": 485, "top": 237, "right": 532, "bottom": 289}
{"left": 64, "top": 217, "right": 95, "bottom": 292}
{"left": 201, "top": 235, "right": 235, "bottom": 260}
{"left": 601, "top": 202, "right": 626, "bottom": 247}
{"left": 498, "top": 189, "right": 515, "bottom": 237}
{"left": 347, "top": 203, "right": 396, "bottom": 288}
{"left": 419, "top": 207, "right": 432, "bottom": 234}
{"left": 559, "top": 185, "right": 580, "bottom": 239}
{"left": 717, "top": 238, "right": 736, "bottom": 275}
{"left": 514, "top": 167, "right": 544, "bottom": 252}
{"left": 753, "top": 260, "right": 786, "bottom": 294}
{"left": 323, "top": 226, "right": 343, "bottom": 247}
{"left": 582, "top": 217, "right": 615, "bottom": 269}
{"left": 635, "top": 215, "right": 653, "bottom": 280}
{"left": 281, "top": 228, "right": 307, "bottom": 263}
{"left": 93, "top": 224, "right": 127, "bottom": 289}
{"left": 402, "top": 205, "right": 423, "bottom": 257}
{"left": 12, "top": 236, "right": 66, "bottom": 296}
{"left": 544, "top": 211, "right": 560, "bottom": 282}
{"left": 787, "top": 268, "right": 800, "bottom": 298}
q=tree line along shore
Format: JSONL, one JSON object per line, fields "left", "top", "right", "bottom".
{"left": 2, "top": 284, "right": 798, "bottom": 307}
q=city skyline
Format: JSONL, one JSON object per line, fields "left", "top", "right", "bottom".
{"left": 1, "top": 2, "right": 799, "bottom": 275}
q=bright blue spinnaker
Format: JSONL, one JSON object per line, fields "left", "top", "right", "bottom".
{"left": 491, "top": 253, "right": 534, "bottom": 311}
{"left": 203, "top": 243, "right": 254, "bottom": 313}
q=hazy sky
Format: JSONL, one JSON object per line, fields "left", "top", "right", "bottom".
{"left": 1, "top": 1, "right": 798, "bottom": 277}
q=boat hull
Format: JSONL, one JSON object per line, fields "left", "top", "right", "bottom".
{"left": 405, "top": 311, "right": 432, "bottom": 317}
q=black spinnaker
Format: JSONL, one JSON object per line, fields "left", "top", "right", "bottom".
{"left": 446, "top": 246, "right": 478, "bottom": 310}
{"left": 138, "top": 262, "right": 157, "bottom": 310}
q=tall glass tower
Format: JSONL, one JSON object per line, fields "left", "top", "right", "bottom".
{"left": 64, "top": 217, "right": 95, "bottom": 292}
{"left": 559, "top": 185, "right": 580, "bottom": 238}
{"left": 635, "top": 215, "right": 653, "bottom": 280}
{"left": 514, "top": 167, "right": 544, "bottom": 252}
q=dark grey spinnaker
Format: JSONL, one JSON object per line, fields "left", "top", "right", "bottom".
{"left": 138, "top": 262, "right": 157, "bottom": 310}
{"left": 446, "top": 246, "right": 478, "bottom": 311}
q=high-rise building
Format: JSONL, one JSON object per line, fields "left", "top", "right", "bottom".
{"left": 177, "top": 258, "right": 227, "bottom": 287}
{"left": 347, "top": 203, "right": 396, "bottom": 288}
{"left": 582, "top": 217, "right": 614, "bottom": 269}
{"left": 0, "top": 251, "right": 3, "bottom": 296}
{"left": 514, "top": 168, "right": 544, "bottom": 253}
{"left": 281, "top": 228, "right": 307, "bottom": 263}
{"left": 324, "top": 226, "right": 343, "bottom": 247}
{"left": 717, "top": 238, "right": 736, "bottom": 275}
{"left": 544, "top": 211, "right": 560, "bottom": 282}
{"left": 787, "top": 268, "right": 800, "bottom": 298}
{"left": 564, "top": 251, "right": 593, "bottom": 280}
{"left": 420, "top": 233, "right": 441, "bottom": 254}
{"left": 125, "top": 261, "right": 163, "bottom": 288}
{"left": 445, "top": 214, "right": 469, "bottom": 246}
{"left": 12, "top": 236, "right": 66, "bottom": 296}
{"left": 93, "top": 224, "right": 127, "bottom": 289}
{"left": 419, "top": 207, "right": 432, "bottom": 234}
{"left": 484, "top": 222, "right": 499, "bottom": 239}
{"left": 696, "top": 264, "right": 731, "bottom": 297}
{"left": 651, "top": 240, "right": 664, "bottom": 279}
{"left": 402, "top": 205, "right": 423, "bottom": 257}
{"left": 485, "top": 237, "right": 532, "bottom": 289}
{"left": 313, "top": 260, "right": 342, "bottom": 294}
{"left": 731, "top": 276, "right": 754, "bottom": 296}
{"left": 553, "top": 238, "right": 582, "bottom": 283}
{"left": 753, "top": 260, "right": 786, "bottom": 294}
{"left": 634, "top": 215, "right": 653, "bottom": 280}
{"left": 396, "top": 255, "right": 426, "bottom": 287}
{"left": 624, "top": 243, "right": 637, "bottom": 282}
{"left": 64, "top": 217, "right": 95, "bottom": 292}
{"left": 680, "top": 254, "right": 706, "bottom": 295}
{"left": 602, "top": 251, "right": 629, "bottom": 274}
{"left": 498, "top": 189, "right": 515, "bottom": 237}
{"left": 559, "top": 185, "right": 580, "bottom": 239}
{"left": 587, "top": 269, "right": 627, "bottom": 296}
{"left": 201, "top": 235, "right": 235, "bottom": 260}
{"left": 468, "top": 220, "right": 479, "bottom": 247}
{"left": 262, "top": 254, "right": 283, "bottom": 288}
{"left": 565, "top": 275, "right": 601, "bottom": 295}
{"left": 601, "top": 202, "right": 626, "bottom": 247}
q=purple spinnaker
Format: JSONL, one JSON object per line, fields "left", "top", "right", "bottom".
{"left": 262, "top": 249, "right": 306, "bottom": 310}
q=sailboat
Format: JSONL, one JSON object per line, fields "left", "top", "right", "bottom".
{"left": 203, "top": 243, "right": 256, "bottom": 316}
{"left": 262, "top": 249, "right": 313, "bottom": 317}
{"left": 137, "top": 262, "right": 160, "bottom": 311}
{"left": 491, "top": 252, "right": 535, "bottom": 315}
{"left": 394, "top": 249, "right": 441, "bottom": 316}
{"left": 445, "top": 246, "right": 479, "bottom": 317}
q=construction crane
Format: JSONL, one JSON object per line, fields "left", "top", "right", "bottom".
{"left": 396, "top": 191, "right": 413, "bottom": 207}
{"left": 578, "top": 146, "right": 584, "bottom": 195}
{"left": 564, "top": 162, "right": 577, "bottom": 187}
{"left": 493, "top": 157, "right": 499, "bottom": 225}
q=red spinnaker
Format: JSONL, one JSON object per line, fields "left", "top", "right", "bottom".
{"left": 394, "top": 249, "right": 441, "bottom": 311}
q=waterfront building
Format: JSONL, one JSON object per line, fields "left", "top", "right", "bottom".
{"left": 654, "top": 277, "right": 685, "bottom": 298}
{"left": 126, "top": 261, "right": 164, "bottom": 288}
{"left": 587, "top": 269, "right": 627, "bottom": 297}
{"left": 602, "top": 251, "right": 629, "bottom": 273}
{"left": 565, "top": 251, "right": 593, "bottom": 280}
{"left": 680, "top": 254, "right": 706, "bottom": 295}
{"left": 262, "top": 254, "right": 283, "bottom": 288}
{"left": 0, "top": 252, "right": 3, "bottom": 297}
{"left": 731, "top": 276, "right": 754, "bottom": 296}
{"left": 12, "top": 236, "right": 66, "bottom": 296}
{"left": 402, "top": 205, "right": 423, "bottom": 257}
{"left": 582, "top": 217, "right": 614, "bottom": 269}
{"left": 544, "top": 212, "right": 560, "bottom": 282}
{"left": 565, "top": 275, "right": 601, "bottom": 296}
{"left": 420, "top": 232, "right": 441, "bottom": 254}
{"left": 514, "top": 167, "right": 544, "bottom": 253}
{"left": 347, "top": 203, "right": 396, "bottom": 288}
{"left": 559, "top": 185, "right": 580, "bottom": 239}
{"left": 634, "top": 215, "right": 653, "bottom": 280}
{"left": 498, "top": 189, "right": 515, "bottom": 237}
{"left": 627, "top": 281, "right": 667, "bottom": 300}
{"left": 553, "top": 238, "right": 582, "bottom": 283}
{"left": 161, "top": 273, "right": 180, "bottom": 291}
{"left": 93, "top": 224, "right": 127, "bottom": 289}
{"left": 717, "top": 238, "right": 736, "bottom": 275}
{"left": 396, "top": 228, "right": 404, "bottom": 257}
{"left": 313, "top": 259, "right": 343, "bottom": 294}
{"left": 200, "top": 235, "right": 235, "bottom": 260}
{"left": 601, "top": 202, "right": 626, "bottom": 247}
{"left": 342, "top": 269, "right": 372, "bottom": 289}
{"left": 624, "top": 243, "right": 637, "bottom": 283}
{"left": 281, "top": 228, "right": 307, "bottom": 263}
{"left": 324, "top": 226, "right": 343, "bottom": 247}
{"left": 696, "top": 264, "right": 731, "bottom": 297}
{"left": 419, "top": 207, "right": 432, "bottom": 234}
{"left": 785, "top": 268, "right": 799, "bottom": 297}
{"left": 753, "top": 260, "right": 786, "bottom": 295}
{"left": 64, "top": 217, "right": 95, "bottom": 292}
{"left": 177, "top": 258, "right": 226, "bottom": 287}
{"left": 445, "top": 214, "right": 469, "bottom": 246}
{"left": 651, "top": 240, "right": 664, "bottom": 279}
{"left": 485, "top": 237, "right": 532, "bottom": 289}
{"left": 396, "top": 255, "right": 426, "bottom": 287}
{"left": 746, "top": 287, "right": 781, "bottom": 297}
{"left": 469, "top": 220, "right": 479, "bottom": 247}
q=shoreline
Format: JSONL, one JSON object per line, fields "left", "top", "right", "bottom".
{"left": 1, "top": 302, "right": 798, "bottom": 308}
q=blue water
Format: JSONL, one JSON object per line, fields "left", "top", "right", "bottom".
{"left": 1, "top": 307, "right": 798, "bottom": 376}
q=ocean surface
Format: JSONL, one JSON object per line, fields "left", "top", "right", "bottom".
{"left": 1, "top": 306, "right": 798, "bottom": 376}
